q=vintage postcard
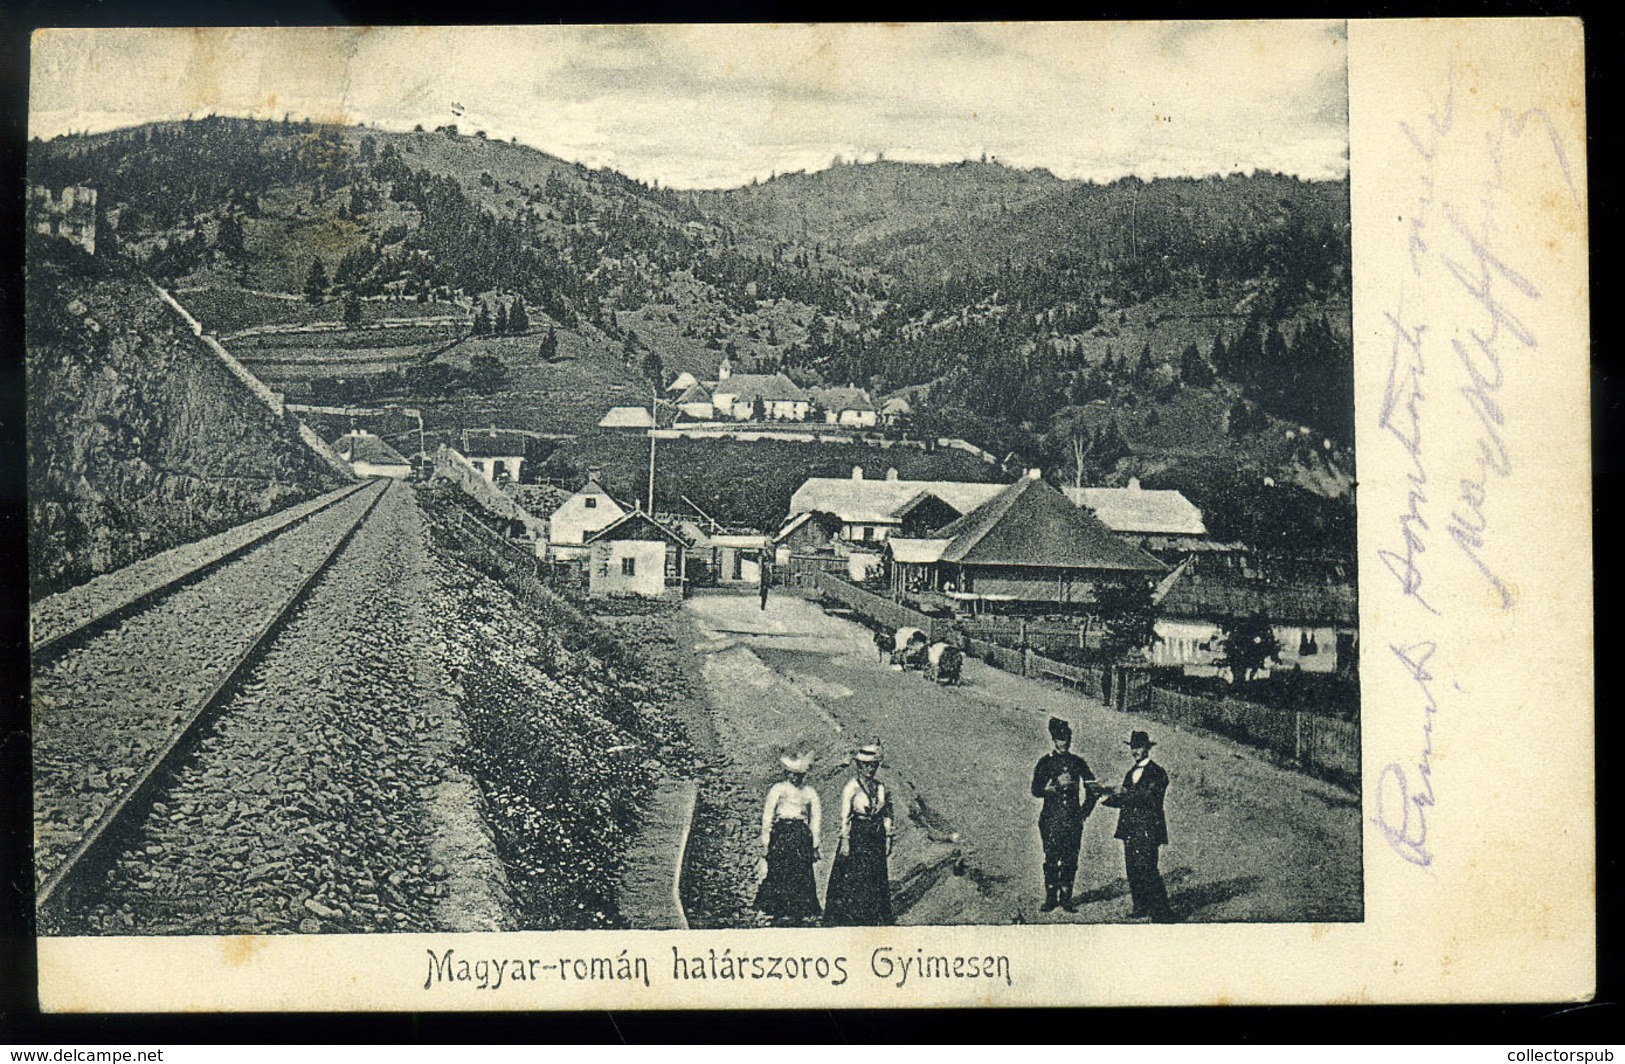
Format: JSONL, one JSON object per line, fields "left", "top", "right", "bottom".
{"left": 25, "top": 19, "right": 1590, "bottom": 1009}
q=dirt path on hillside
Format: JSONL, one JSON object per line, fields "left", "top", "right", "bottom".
{"left": 682, "top": 590, "right": 1362, "bottom": 926}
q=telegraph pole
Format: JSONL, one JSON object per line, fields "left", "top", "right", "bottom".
{"left": 646, "top": 385, "right": 659, "bottom": 513}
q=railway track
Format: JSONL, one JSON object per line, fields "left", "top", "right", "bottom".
{"left": 36, "top": 477, "right": 706, "bottom": 935}
{"left": 30, "top": 479, "right": 375, "bottom": 663}
{"left": 33, "top": 478, "right": 394, "bottom": 929}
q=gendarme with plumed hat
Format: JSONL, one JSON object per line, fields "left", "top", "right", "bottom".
{"left": 1031, "top": 716, "right": 1095, "bottom": 912}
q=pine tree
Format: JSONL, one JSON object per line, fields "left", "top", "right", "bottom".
{"left": 495, "top": 302, "right": 510, "bottom": 335}
{"left": 1210, "top": 331, "right": 1229, "bottom": 375}
{"left": 472, "top": 304, "right": 490, "bottom": 335}
{"left": 1134, "top": 343, "right": 1154, "bottom": 388}
{"left": 342, "top": 289, "right": 363, "bottom": 328}
{"left": 538, "top": 325, "right": 558, "bottom": 360}
{"left": 639, "top": 348, "right": 665, "bottom": 393}
{"left": 509, "top": 297, "right": 529, "bottom": 334}
{"left": 216, "top": 215, "right": 245, "bottom": 261}
{"left": 1179, "top": 343, "right": 1214, "bottom": 388}
{"left": 304, "top": 258, "right": 328, "bottom": 304}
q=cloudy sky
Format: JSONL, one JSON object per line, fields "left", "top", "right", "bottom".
{"left": 30, "top": 23, "right": 1348, "bottom": 189}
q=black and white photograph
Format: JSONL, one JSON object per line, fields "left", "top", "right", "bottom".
{"left": 21, "top": 20, "right": 1592, "bottom": 1010}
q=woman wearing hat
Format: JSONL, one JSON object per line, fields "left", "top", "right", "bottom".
{"left": 1100, "top": 730, "right": 1173, "bottom": 922}
{"left": 755, "top": 751, "right": 824, "bottom": 922}
{"left": 823, "top": 744, "right": 896, "bottom": 926}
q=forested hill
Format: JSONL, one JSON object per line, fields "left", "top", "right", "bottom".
{"left": 688, "top": 157, "right": 1066, "bottom": 249}
{"left": 28, "top": 117, "right": 1356, "bottom": 524}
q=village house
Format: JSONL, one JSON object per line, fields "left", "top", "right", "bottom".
{"left": 787, "top": 467, "right": 1006, "bottom": 546}
{"left": 599, "top": 405, "right": 655, "bottom": 431}
{"left": 879, "top": 396, "right": 912, "bottom": 428}
{"left": 812, "top": 385, "right": 878, "bottom": 428}
{"left": 459, "top": 428, "right": 528, "bottom": 483}
{"left": 665, "top": 371, "right": 699, "bottom": 396}
{"left": 1148, "top": 554, "right": 1358, "bottom": 676}
{"left": 672, "top": 381, "right": 716, "bottom": 421}
{"left": 885, "top": 471, "right": 1165, "bottom": 615}
{"left": 710, "top": 370, "right": 812, "bottom": 421}
{"left": 547, "top": 471, "right": 627, "bottom": 561}
{"left": 1063, "top": 478, "right": 1217, "bottom": 560}
{"left": 331, "top": 429, "right": 412, "bottom": 479}
{"left": 773, "top": 510, "right": 844, "bottom": 563}
{"left": 585, "top": 509, "right": 688, "bottom": 599}
{"left": 1063, "top": 478, "right": 1206, "bottom": 536}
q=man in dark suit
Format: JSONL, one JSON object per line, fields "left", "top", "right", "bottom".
{"left": 1030, "top": 717, "right": 1097, "bottom": 913}
{"left": 1102, "top": 730, "right": 1173, "bottom": 922}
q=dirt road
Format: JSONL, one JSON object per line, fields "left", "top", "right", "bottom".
{"left": 683, "top": 590, "right": 1362, "bottom": 926}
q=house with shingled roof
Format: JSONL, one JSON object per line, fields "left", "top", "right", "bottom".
{"left": 1148, "top": 553, "right": 1357, "bottom": 676}
{"left": 718, "top": 372, "right": 813, "bottom": 421}
{"left": 1063, "top": 478, "right": 1215, "bottom": 561}
{"left": 710, "top": 371, "right": 811, "bottom": 421}
{"left": 887, "top": 472, "right": 1164, "bottom": 614}
{"left": 1063, "top": 478, "right": 1206, "bottom": 536}
{"left": 673, "top": 381, "right": 716, "bottom": 421}
{"left": 460, "top": 427, "right": 528, "bottom": 483}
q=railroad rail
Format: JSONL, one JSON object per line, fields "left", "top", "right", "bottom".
{"left": 30, "top": 479, "right": 374, "bottom": 663}
{"left": 33, "top": 478, "right": 392, "bottom": 925}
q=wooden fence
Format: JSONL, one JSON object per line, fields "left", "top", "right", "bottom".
{"left": 809, "top": 571, "right": 956, "bottom": 643}
{"left": 959, "top": 619, "right": 1098, "bottom": 654}
{"left": 782, "top": 553, "right": 849, "bottom": 589}
{"left": 440, "top": 506, "right": 590, "bottom": 624}
{"left": 963, "top": 637, "right": 1027, "bottom": 676}
{"left": 1122, "top": 672, "right": 1358, "bottom": 785}
{"left": 1026, "top": 650, "right": 1107, "bottom": 701}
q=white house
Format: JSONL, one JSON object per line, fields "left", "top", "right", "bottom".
{"left": 547, "top": 473, "right": 627, "bottom": 560}
{"left": 880, "top": 396, "right": 913, "bottom": 426}
{"left": 673, "top": 381, "right": 716, "bottom": 421}
{"left": 787, "top": 467, "right": 1006, "bottom": 545}
{"left": 813, "top": 386, "right": 878, "bottom": 427}
{"left": 585, "top": 510, "right": 687, "bottom": 599}
{"left": 1062, "top": 478, "right": 1207, "bottom": 536}
{"left": 710, "top": 372, "right": 812, "bottom": 421}
{"left": 330, "top": 430, "right": 412, "bottom": 479}
{"left": 460, "top": 428, "right": 527, "bottom": 483}
{"left": 1149, "top": 556, "right": 1358, "bottom": 676}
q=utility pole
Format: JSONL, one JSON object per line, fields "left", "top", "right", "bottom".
{"left": 646, "top": 385, "right": 660, "bottom": 513}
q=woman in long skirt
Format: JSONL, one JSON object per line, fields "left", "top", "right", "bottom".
{"left": 823, "top": 744, "right": 895, "bottom": 926}
{"left": 755, "top": 751, "right": 823, "bottom": 921}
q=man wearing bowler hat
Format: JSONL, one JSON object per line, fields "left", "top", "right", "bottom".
{"left": 1030, "top": 716, "right": 1097, "bottom": 913}
{"left": 1102, "top": 730, "right": 1173, "bottom": 922}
